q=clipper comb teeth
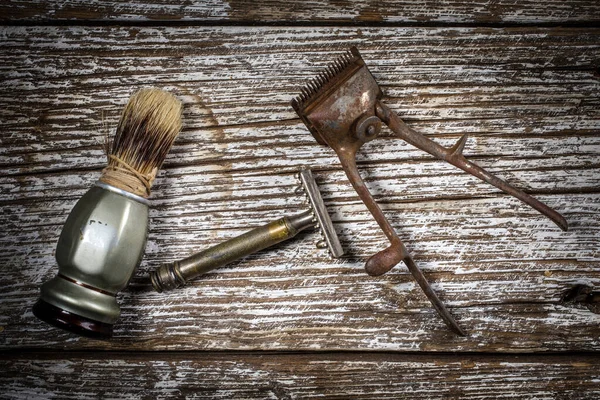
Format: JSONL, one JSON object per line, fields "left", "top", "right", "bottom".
{"left": 292, "top": 46, "right": 568, "bottom": 335}
{"left": 292, "top": 48, "right": 371, "bottom": 145}
{"left": 292, "top": 48, "right": 360, "bottom": 107}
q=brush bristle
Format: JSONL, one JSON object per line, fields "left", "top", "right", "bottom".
{"left": 108, "top": 88, "right": 182, "bottom": 175}
{"left": 292, "top": 47, "right": 360, "bottom": 109}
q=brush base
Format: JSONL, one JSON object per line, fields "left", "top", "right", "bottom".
{"left": 37, "top": 274, "right": 121, "bottom": 322}
{"left": 34, "top": 274, "right": 119, "bottom": 339}
{"left": 34, "top": 183, "right": 150, "bottom": 338}
{"left": 32, "top": 299, "right": 113, "bottom": 339}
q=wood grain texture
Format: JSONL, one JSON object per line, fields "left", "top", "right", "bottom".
{"left": 1, "top": 26, "right": 599, "bottom": 175}
{"left": 1, "top": 0, "right": 600, "bottom": 24}
{"left": 0, "top": 26, "right": 599, "bottom": 354}
{"left": 1, "top": 352, "right": 600, "bottom": 399}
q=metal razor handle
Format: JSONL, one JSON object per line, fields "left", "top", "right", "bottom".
{"left": 150, "top": 210, "right": 315, "bottom": 292}
{"left": 151, "top": 168, "right": 343, "bottom": 293}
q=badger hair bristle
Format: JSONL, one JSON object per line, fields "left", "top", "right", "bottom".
{"left": 101, "top": 88, "right": 183, "bottom": 197}
{"left": 108, "top": 88, "right": 182, "bottom": 175}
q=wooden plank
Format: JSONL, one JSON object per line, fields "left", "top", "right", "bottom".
{"left": 1, "top": 352, "right": 599, "bottom": 399}
{"left": 0, "top": 26, "right": 598, "bottom": 351}
{"left": 1, "top": 0, "right": 600, "bottom": 24}
{"left": 1, "top": 27, "right": 598, "bottom": 176}
{"left": 1, "top": 189, "right": 598, "bottom": 350}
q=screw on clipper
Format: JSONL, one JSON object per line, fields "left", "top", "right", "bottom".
{"left": 291, "top": 47, "right": 568, "bottom": 336}
{"left": 150, "top": 168, "right": 343, "bottom": 292}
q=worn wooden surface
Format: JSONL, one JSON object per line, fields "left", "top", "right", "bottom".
{"left": 2, "top": 352, "right": 600, "bottom": 399}
{"left": 1, "top": 3, "right": 600, "bottom": 398}
{"left": 2, "top": 0, "right": 600, "bottom": 24}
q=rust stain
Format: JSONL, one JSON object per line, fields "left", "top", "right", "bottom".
{"left": 169, "top": 87, "right": 234, "bottom": 242}
{"left": 356, "top": 7, "right": 384, "bottom": 23}
{"left": 571, "top": 362, "right": 591, "bottom": 368}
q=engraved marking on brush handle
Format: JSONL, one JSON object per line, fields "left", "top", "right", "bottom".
{"left": 150, "top": 210, "right": 315, "bottom": 292}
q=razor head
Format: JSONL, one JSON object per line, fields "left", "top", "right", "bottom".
{"left": 291, "top": 47, "right": 382, "bottom": 148}
{"left": 298, "top": 168, "right": 344, "bottom": 258}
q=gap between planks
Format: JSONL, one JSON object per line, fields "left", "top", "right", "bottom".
{"left": 3, "top": 348, "right": 600, "bottom": 361}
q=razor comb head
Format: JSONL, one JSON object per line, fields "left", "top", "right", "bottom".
{"left": 298, "top": 168, "right": 344, "bottom": 258}
{"left": 291, "top": 47, "right": 382, "bottom": 147}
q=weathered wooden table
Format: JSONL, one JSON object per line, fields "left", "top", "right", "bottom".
{"left": 1, "top": 2, "right": 599, "bottom": 398}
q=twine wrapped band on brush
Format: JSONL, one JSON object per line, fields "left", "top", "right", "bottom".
{"left": 98, "top": 88, "right": 183, "bottom": 199}
{"left": 100, "top": 155, "right": 158, "bottom": 198}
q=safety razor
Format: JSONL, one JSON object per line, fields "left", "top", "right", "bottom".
{"left": 150, "top": 168, "right": 343, "bottom": 292}
{"left": 291, "top": 47, "right": 568, "bottom": 335}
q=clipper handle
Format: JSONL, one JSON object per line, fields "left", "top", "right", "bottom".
{"left": 375, "top": 101, "right": 568, "bottom": 231}
{"left": 150, "top": 211, "right": 315, "bottom": 292}
{"left": 338, "top": 148, "right": 466, "bottom": 336}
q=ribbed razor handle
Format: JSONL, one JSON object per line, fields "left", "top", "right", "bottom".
{"left": 150, "top": 211, "right": 314, "bottom": 292}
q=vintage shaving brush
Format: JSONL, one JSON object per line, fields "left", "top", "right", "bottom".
{"left": 33, "top": 89, "right": 182, "bottom": 339}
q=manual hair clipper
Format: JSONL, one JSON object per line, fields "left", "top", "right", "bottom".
{"left": 292, "top": 47, "right": 568, "bottom": 335}
{"left": 150, "top": 168, "right": 343, "bottom": 292}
